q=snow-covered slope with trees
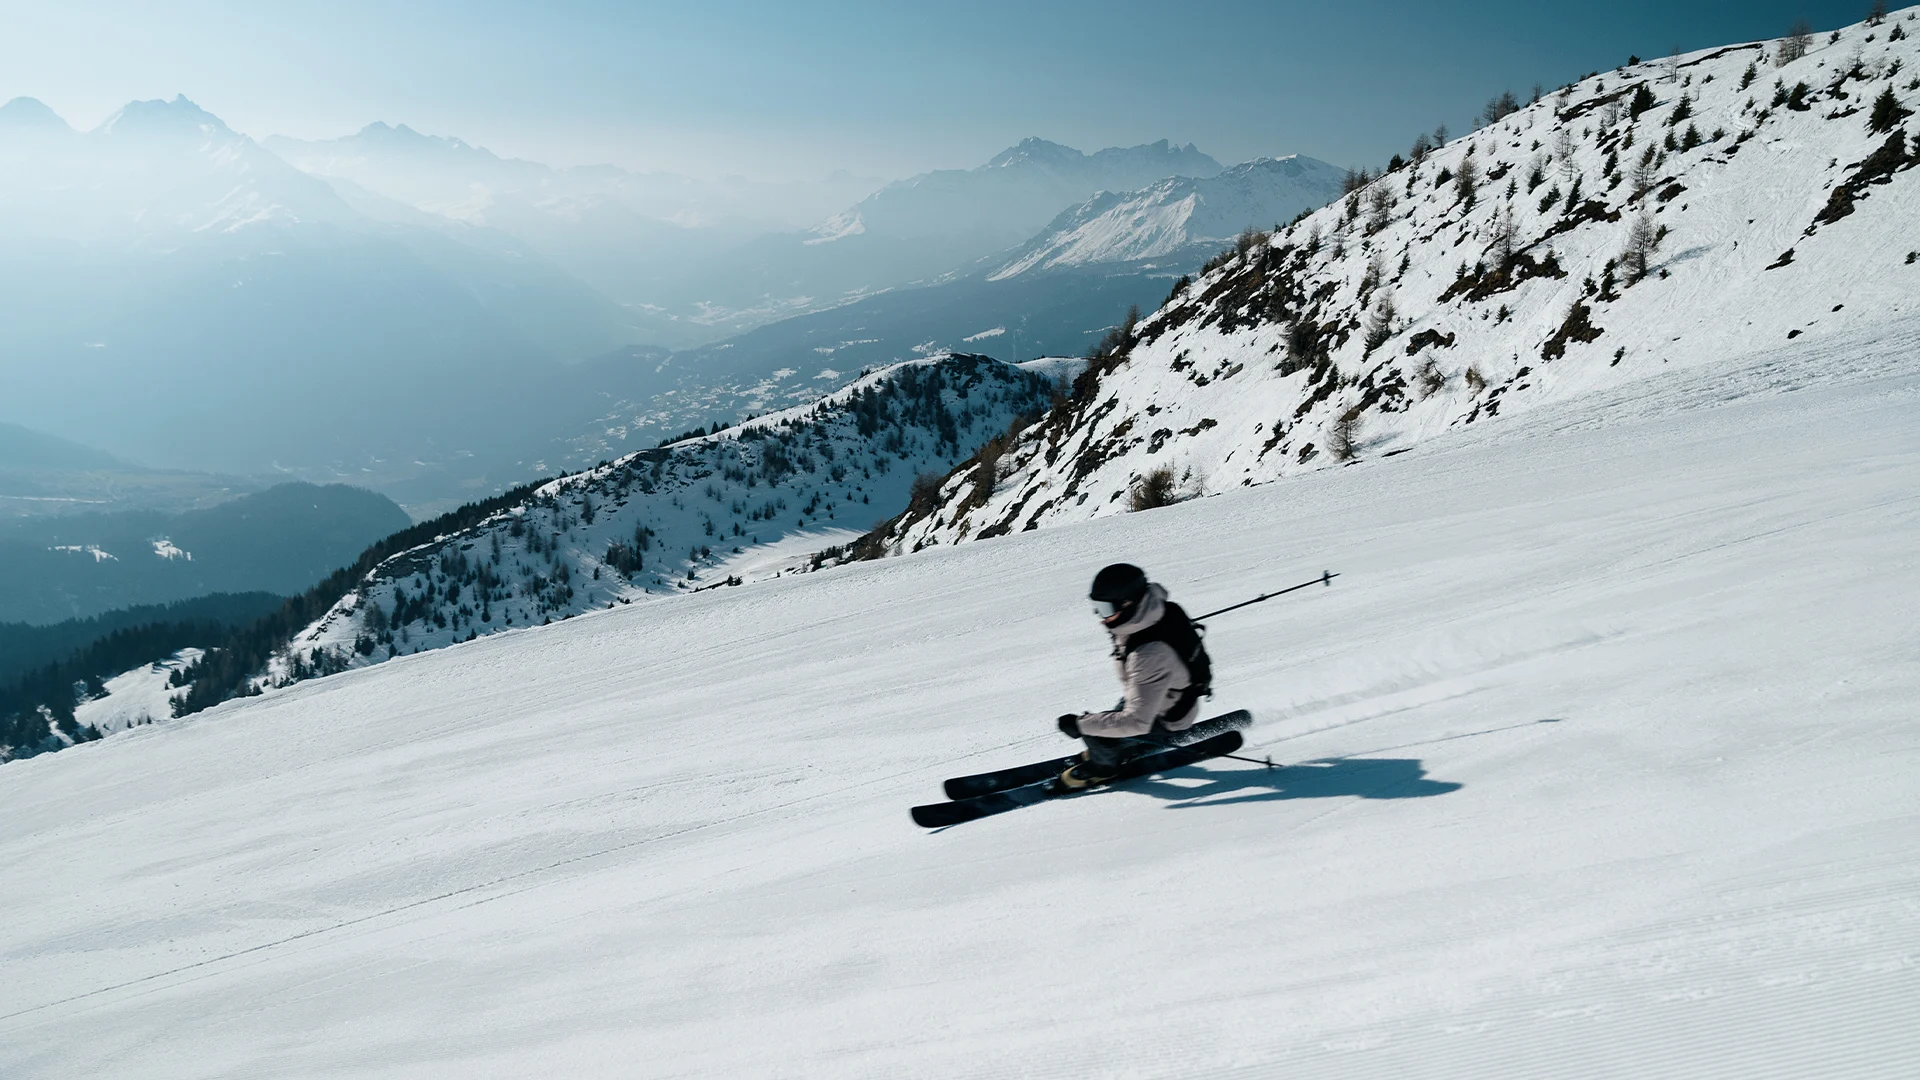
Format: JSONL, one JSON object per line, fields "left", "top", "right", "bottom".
{"left": 259, "top": 354, "right": 1055, "bottom": 683}
{"left": 2, "top": 306, "right": 1914, "bottom": 1077}
{"left": 870, "top": 17, "right": 1920, "bottom": 551}
{"left": 70, "top": 649, "right": 200, "bottom": 735}
{"left": 989, "top": 155, "right": 1348, "bottom": 279}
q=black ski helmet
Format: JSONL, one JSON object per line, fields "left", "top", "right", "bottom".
{"left": 1090, "top": 563, "right": 1149, "bottom": 621}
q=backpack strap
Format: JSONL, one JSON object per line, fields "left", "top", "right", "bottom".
{"left": 1122, "top": 601, "right": 1212, "bottom": 724}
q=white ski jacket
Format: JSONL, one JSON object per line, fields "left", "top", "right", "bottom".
{"left": 1077, "top": 584, "right": 1200, "bottom": 738}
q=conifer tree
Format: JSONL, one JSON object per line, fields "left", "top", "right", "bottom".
{"left": 1629, "top": 84, "right": 1658, "bottom": 120}
{"left": 1868, "top": 85, "right": 1911, "bottom": 133}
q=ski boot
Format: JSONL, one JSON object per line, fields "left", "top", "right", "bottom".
{"left": 1058, "top": 760, "right": 1119, "bottom": 790}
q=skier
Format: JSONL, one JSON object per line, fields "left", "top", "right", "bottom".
{"left": 1055, "top": 563, "right": 1211, "bottom": 789}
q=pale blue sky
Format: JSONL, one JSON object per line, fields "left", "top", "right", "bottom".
{"left": 0, "top": 0, "right": 1887, "bottom": 179}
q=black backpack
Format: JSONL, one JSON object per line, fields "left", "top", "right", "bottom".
{"left": 1122, "top": 600, "right": 1212, "bottom": 718}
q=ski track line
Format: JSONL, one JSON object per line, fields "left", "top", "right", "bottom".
{"left": 1279, "top": 716, "right": 1566, "bottom": 764}
{"left": 1217, "top": 712, "right": 1549, "bottom": 830}
{"left": 1249, "top": 627, "right": 1614, "bottom": 736}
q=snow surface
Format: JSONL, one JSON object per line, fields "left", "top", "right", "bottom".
{"left": 2, "top": 326, "right": 1915, "bottom": 1077}
{"left": 150, "top": 539, "right": 191, "bottom": 561}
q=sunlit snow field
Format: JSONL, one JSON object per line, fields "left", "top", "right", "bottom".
{"left": 3, "top": 328, "right": 1916, "bottom": 1078}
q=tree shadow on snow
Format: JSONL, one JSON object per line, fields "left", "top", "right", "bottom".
{"left": 1131, "top": 756, "right": 1463, "bottom": 810}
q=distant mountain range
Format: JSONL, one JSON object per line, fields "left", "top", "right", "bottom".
{"left": 666, "top": 139, "right": 1224, "bottom": 337}
{"left": 0, "top": 482, "right": 411, "bottom": 624}
{"left": 269, "top": 129, "right": 1226, "bottom": 346}
{"left": 523, "top": 153, "right": 1347, "bottom": 467}
{"left": 988, "top": 155, "right": 1348, "bottom": 279}
{"left": 0, "top": 422, "right": 264, "bottom": 521}
{"left": 0, "top": 95, "right": 647, "bottom": 487}
{"left": 809, "top": 138, "right": 1223, "bottom": 245}
{"left": 266, "top": 123, "right": 883, "bottom": 345}
{"left": 1, "top": 94, "right": 1348, "bottom": 514}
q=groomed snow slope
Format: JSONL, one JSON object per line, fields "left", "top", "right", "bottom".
{"left": 2, "top": 332, "right": 1916, "bottom": 1078}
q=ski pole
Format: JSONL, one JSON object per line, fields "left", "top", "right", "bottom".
{"left": 1192, "top": 570, "right": 1337, "bottom": 623}
{"left": 1206, "top": 748, "right": 1278, "bottom": 768}
{"left": 1124, "top": 735, "right": 1279, "bottom": 769}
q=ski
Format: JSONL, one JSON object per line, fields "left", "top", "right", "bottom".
{"left": 941, "top": 710, "right": 1253, "bottom": 800}
{"left": 912, "top": 730, "right": 1246, "bottom": 829}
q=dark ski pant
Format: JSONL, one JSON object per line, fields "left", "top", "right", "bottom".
{"left": 1082, "top": 719, "right": 1179, "bottom": 770}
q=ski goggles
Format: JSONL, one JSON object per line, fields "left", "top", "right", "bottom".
{"left": 1092, "top": 598, "right": 1126, "bottom": 619}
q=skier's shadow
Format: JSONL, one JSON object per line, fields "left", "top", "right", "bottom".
{"left": 1130, "top": 756, "right": 1463, "bottom": 809}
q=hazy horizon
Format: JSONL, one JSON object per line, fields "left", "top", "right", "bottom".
{"left": 0, "top": 0, "right": 1885, "bottom": 183}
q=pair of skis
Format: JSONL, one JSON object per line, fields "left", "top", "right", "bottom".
{"left": 911, "top": 710, "right": 1256, "bottom": 829}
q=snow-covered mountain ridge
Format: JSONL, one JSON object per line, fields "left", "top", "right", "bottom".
{"left": 869, "top": 15, "right": 1920, "bottom": 552}
{"left": 0, "top": 94, "right": 356, "bottom": 238}
{"left": 248, "top": 354, "right": 1055, "bottom": 687}
{"left": 988, "top": 155, "right": 1349, "bottom": 279}
{"left": 806, "top": 137, "right": 1221, "bottom": 246}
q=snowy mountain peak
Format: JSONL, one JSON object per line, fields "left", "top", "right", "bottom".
{"left": 93, "top": 94, "right": 232, "bottom": 139}
{"left": 987, "top": 152, "right": 1346, "bottom": 280}
{"left": 804, "top": 137, "right": 1224, "bottom": 247}
{"left": 347, "top": 120, "right": 490, "bottom": 158}
{"left": 983, "top": 136, "right": 1220, "bottom": 177}
{"left": 0, "top": 96, "right": 72, "bottom": 135}
{"left": 985, "top": 136, "right": 1084, "bottom": 169}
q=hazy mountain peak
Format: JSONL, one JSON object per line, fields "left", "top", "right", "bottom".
{"left": 1087, "top": 138, "right": 1220, "bottom": 174}
{"left": 987, "top": 152, "right": 1343, "bottom": 280}
{"left": 0, "top": 96, "right": 72, "bottom": 134}
{"left": 806, "top": 135, "right": 1226, "bottom": 250}
{"left": 350, "top": 120, "right": 489, "bottom": 158}
{"left": 985, "top": 136, "right": 1082, "bottom": 169}
{"left": 981, "top": 136, "right": 1219, "bottom": 177}
{"left": 1230, "top": 153, "right": 1321, "bottom": 176}
{"left": 94, "top": 94, "right": 231, "bottom": 139}
{"left": 0, "top": 421, "right": 129, "bottom": 471}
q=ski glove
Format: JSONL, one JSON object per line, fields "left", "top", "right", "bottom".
{"left": 1057, "top": 713, "right": 1083, "bottom": 739}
